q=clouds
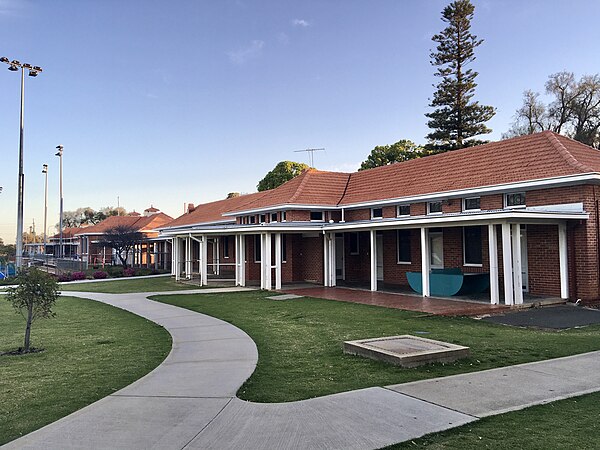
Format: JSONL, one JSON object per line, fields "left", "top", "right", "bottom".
{"left": 227, "top": 40, "right": 265, "bottom": 65}
{"left": 292, "top": 18, "right": 310, "bottom": 28}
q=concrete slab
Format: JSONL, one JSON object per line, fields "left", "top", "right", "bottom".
{"left": 189, "top": 388, "right": 475, "bottom": 450}
{"left": 483, "top": 305, "right": 600, "bottom": 329}
{"left": 3, "top": 396, "right": 230, "bottom": 450}
{"left": 166, "top": 338, "right": 258, "bottom": 364}
{"left": 266, "top": 294, "right": 304, "bottom": 300}
{"left": 389, "top": 351, "right": 600, "bottom": 417}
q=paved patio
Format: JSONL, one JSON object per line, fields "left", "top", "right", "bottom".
{"left": 283, "top": 286, "right": 510, "bottom": 316}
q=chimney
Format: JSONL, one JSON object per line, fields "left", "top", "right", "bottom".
{"left": 187, "top": 203, "right": 195, "bottom": 214}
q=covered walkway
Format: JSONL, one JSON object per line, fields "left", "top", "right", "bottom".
{"left": 283, "top": 286, "right": 511, "bottom": 316}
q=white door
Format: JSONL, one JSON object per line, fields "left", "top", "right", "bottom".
{"left": 521, "top": 226, "right": 529, "bottom": 292}
{"left": 376, "top": 234, "right": 384, "bottom": 281}
{"left": 335, "top": 235, "right": 344, "bottom": 280}
{"left": 430, "top": 232, "right": 444, "bottom": 269}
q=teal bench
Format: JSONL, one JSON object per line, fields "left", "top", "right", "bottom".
{"left": 406, "top": 269, "right": 490, "bottom": 297}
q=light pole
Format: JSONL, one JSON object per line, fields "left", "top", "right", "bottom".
{"left": 55, "top": 145, "right": 63, "bottom": 259}
{"left": 0, "top": 56, "right": 43, "bottom": 268}
{"left": 42, "top": 164, "right": 48, "bottom": 259}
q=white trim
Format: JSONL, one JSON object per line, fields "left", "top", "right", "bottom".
{"left": 371, "top": 207, "right": 383, "bottom": 220}
{"left": 558, "top": 222, "right": 569, "bottom": 299}
{"left": 396, "top": 204, "right": 411, "bottom": 218}
{"left": 462, "top": 197, "right": 481, "bottom": 212}
{"left": 427, "top": 201, "right": 443, "bottom": 215}
{"left": 310, "top": 210, "right": 325, "bottom": 222}
{"left": 396, "top": 229, "right": 411, "bottom": 264}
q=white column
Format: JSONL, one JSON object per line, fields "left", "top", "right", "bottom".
{"left": 235, "top": 235, "right": 241, "bottom": 286}
{"left": 511, "top": 224, "right": 523, "bottom": 305}
{"left": 240, "top": 235, "right": 246, "bottom": 287}
{"left": 275, "top": 233, "right": 282, "bottom": 290}
{"left": 260, "top": 234, "right": 266, "bottom": 289}
{"left": 330, "top": 233, "right": 337, "bottom": 287}
{"left": 215, "top": 238, "right": 220, "bottom": 276}
{"left": 420, "top": 227, "right": 430, "bottom": 297}
{"left": 558, "top": 222, "right": 569, "bottom": 299}
{"left": 501, "top": 222, "right": 514, "bottom": 305}
{"left": 488, "top": 224, "right": 499, "bottom": 305}
{"left": 264, "top": 233, "right": 272, "bottom": 290}
{"left": 173, "top": 237, "right": 179, "bottom": 280}
{"left": 370, "top": 230, "right": 377, "bottom": 291}
{"left": 323, "top": 233, "right": 329, "bottom": 287}
{"left": 200, "top": 235, "right": 208, "bottom": 286}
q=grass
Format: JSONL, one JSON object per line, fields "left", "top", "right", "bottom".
{"left": 0, "top": 296, "right": 171, "bottom": 445}
{"left": 59, "top": 275, "right": 201, "bottom": 293}
{"left": 153, "top": 290, "right": 600, "bottom": 403}
{"left": 387, "top": 391, "right": 600, "bottom": 449}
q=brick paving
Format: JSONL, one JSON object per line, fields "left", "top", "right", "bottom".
{"left": 282, "top": 286, "right": 509, "bottom": 316}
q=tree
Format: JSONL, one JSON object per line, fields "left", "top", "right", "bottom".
{"left": 257, "top": 161, "right": 310, "bottom": 191}
{"left": 227, "top": 192, "right": 240, "bottom": 199}
{"left": 56, "top": 206, "right": 128, "bottom": 230}
{"left": 425, "top": 0, "right": 495, "bottom": 151}
{"left": 99, "top": 225, "right": 143, "bottom": 268}
{"left": 505, "top": 72, "right": 600, "bottom": 148}
{"left": 5, "top": 268, "right": 59, "bottom": 353}
{"left": 359, "top": 140, "right": 427, "bottom": 170}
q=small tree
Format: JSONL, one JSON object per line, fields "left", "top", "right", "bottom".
{"left": 99, "top": 225, "right": 143, "bottom": 268}
{"left": 6, "top": 268, "right": 59, "bottom": 353}
{"left": 257, "top": 161, "right": 310, "bottom": 191}
{"left": 359, "top": 140, "right": 427, "bottom": 170}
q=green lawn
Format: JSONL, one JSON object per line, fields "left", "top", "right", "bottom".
{"left": 153, "top": 290, "right": 600, "bottom": 403}
{"left": 387, "top": 391, "right": 600, "bottom": 449}
{"left": 0, "top": 296, "right": 171, "bottom": 445}
{"left": 59, "top": 276, "right": 200, "bottom": 293}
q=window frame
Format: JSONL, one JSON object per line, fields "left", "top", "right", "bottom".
{"left": 281, "top": 211, "right": 287, "bottom": 222}
{"left": 371, "top": 207, "right": 383, "bottom": 220}
{"left": 271, "top": 212, "right": 278, "bottom": 223}
{"left": 396, "top": 229, "right": 411, "bottom": 264}
{"left": 349, "top": 232, "right": 360, "bottom": 255}
{"left": 259, "top": 214, "right": 266, "bottom": 223}
{"left": 310, "top": 210, "right": 324, "bottom": 222}
{"left": 223, "top": 236, "right": 230, "bottom": 259}
{"left": 463, "top": 226, "right": 483, "bottom": 267}
{"left": 254, "top": 235, "right": 261, "bottom": 262}
{"left": 427, "top": 201, "right": 443, "bottom": 215}
{"left": 397, "top": 204, "right": 411, "bottom": 217}
{"left": 463, "top": 197, "right": 481, "bottom": 212}
{"left": 504, "top": 192, "right": 527, "bottom": 209}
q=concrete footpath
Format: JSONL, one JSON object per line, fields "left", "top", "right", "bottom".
{"left": 4, "top": 289, "right": 600, "bottom": 450}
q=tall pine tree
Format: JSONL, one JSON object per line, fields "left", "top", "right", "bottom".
{"left": 426, "top": 0, "right": 495, "bottom": 151}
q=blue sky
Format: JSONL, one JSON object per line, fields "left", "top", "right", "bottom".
{"left": 1, "top": 0, "right": 600, "bottom": 242}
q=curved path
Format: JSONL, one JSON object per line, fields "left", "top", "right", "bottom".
{"left": 5, "top": 289, "right": 600, "bottom": 449}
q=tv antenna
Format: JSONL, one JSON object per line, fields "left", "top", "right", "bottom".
{"left": 294, "top": 147, "right": 325, "bottom": 167}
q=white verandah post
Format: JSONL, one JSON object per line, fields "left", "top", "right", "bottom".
{"left": 420, "top": 227, "right": 430, "bottom": 297}
{"left": 488, "top": 223, "right": 500, "bottom": 305}
{"left": 558, "top": 222, "right": 569, "bottom": 299}
{"left": 369, "top": 230, "right": 377, "bottom": 291}
{"left": 275, "top": 233, "right": 282, "bottom": 290}
{"left": 512, "top": 224, "right": 524, "bottom": 305}
{"left": 501, "top": 222, "right": 514, "bottom": 305}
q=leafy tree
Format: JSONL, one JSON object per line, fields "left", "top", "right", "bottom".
{"left": 0, "top": 240, "right": 16, "bottom": 262}
{"left": 257, "top": 161, "right": 310, "bottom": 191}
{"left": 227, "top": 192, "right": 240, "bottom": 199}
{"left": 359, "top": 140, "right": 427, "bottom": 170}
{"left": 5, "top": 268, "right": 59, "bottom": 353}
{"left": 425, "top": 0, "right": 495, "bottom": 151}
{"left": 99, "top": 225, "right": 143, "bottom": 268}
{"left": 505, "top": 72, "right": 600, "bottom": 148}
{"left": 56, "top": 206, "right": 128, "bottom": 230}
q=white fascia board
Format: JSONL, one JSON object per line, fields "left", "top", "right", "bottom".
{"left": 156, "top": 219, "right": 236, "bottom": 232}
{"left": 222, "top": 204, "right": 340, "bottom": 217}
{"left": 339, "top": 173, "right": 600, "bottom": 210}
{"left": 325, "top": 210, "right": 589, "bottom": 231}
{"left": 160, "top": 223, "right": 326, "bottom": 236}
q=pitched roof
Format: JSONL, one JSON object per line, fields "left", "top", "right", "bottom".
{"left": 51, "top": 227, "right": 84, "bottom": 239}
{"left": 162, "top": 191, "right": 269, "bottom": 228}
{"left": 75, "top": 212, "right": 173, "bottom": 235}
{"left": 339, "top": 131, "right": 600, "bottom": 205}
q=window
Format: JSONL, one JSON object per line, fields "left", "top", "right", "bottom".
{"left": 249, "top": 215, "right": 256, "bottom": 224}
{"left": 271, "top": 213, "right": 278, "bottom": 222}
{"left": 428, "top": 201, "right": 443, "bottom": 214}
{"left": 397, "top": 230, "right": 411, "bottom": 264}
{"left": 223, "top": 236, "right": 230, "bottom": 258}
{"left": 463, "top": 226, "right": 482, "bottom": 265}
{"left": 254, "top": 235, "right": 261, "bottom": 262}
{"left": 349, "top": 232, "right": 359, "bottom": 255}
{"left": 397, "top": 204, "right": 410, "bottom": 217}
{"left": 310, "top": 211, "right": 324, "bottom": 221}
{"left": 463, "top": 197, "right": 481, "bottom": 211}
{"left": 281, "top": 211, "right": 286, "bottom": 222}
{"left": 371, "top": 208, "right": 383, "bottom": 219}
{"left": 259, "top": 214, "right": 266, "bottom": 223}
{"left": 281, "top": 235, "right": 287, "bottom": 262}
{"left": 505, "top": 192, "right": 526, "bottom": 208}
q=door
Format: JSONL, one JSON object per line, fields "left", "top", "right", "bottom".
{"left": 376, "top": 233, "right": 384, "bottom": 281}
{"left": 335, "top": 234, "right": 344, "bottom": 280}
{"left": 521, "top": 226, "right": 529, "bottom": 292}
{"left": 429, "top": 231, "right": 444, "bottom": 269}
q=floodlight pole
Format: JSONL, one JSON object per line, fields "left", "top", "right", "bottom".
{"left": 42, "top": 164, "right": 48, "bottom": 258}
{"left": 55, "top": 146, "right": 64, "bottom": 259}
{"left": 1, "top": 56, "right": 43, "bottom": 268}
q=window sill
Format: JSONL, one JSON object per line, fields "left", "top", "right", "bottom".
{"left": 464, "top": 263, "right": 483, "bottom": 267}
{"left": 397, "top": 261, "right": 411, "bottom": 265}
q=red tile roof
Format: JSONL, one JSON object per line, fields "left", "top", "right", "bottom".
{"left": 51, "top": 227, "right": 85, "bottom": 239}
{"left": 75, "top": 213, "right": 173, "bottom": 236}
{"left": 162, "top": 191, "right": 269, "bottom": 228}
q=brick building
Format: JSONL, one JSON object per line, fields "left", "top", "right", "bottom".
{"left": 159, "top": 132, "right": 600, "bottom": 305}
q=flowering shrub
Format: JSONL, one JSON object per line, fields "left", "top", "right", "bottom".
{"left": 93, "top": 271, "right": 108, "bottom": 279}
{"left": 57, "top": 273, "right": 72, "bottom": 282}
{"left": 71, "top": 271, "right": 87, "bottom": 281}
{"left": 123, "top": 268, "right": 136, "bottom": 277}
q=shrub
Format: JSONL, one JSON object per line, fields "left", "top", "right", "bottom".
{"left": 57, "top": 272, "right": 72, "bottom": 282}
{"left": 106, "top": 266, "right": 124, "bottom": 277}
{"left": 71, "top": 271, "right": 87, "bottom": 281}
{"left": 92, "top": 271, "right": 108, "bottom": 279}
{"left": 123, "top": 268, "right": 136, "bottom": 277}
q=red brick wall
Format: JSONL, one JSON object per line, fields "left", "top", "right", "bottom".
{"left": 526, "top": 225, "right": 561, "bottom": 296}
{"left": 343, "top": 231, "right": 371, "bottom": 282}
{"left": 345, "top": 209, "right": 371, "bottom": 221}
